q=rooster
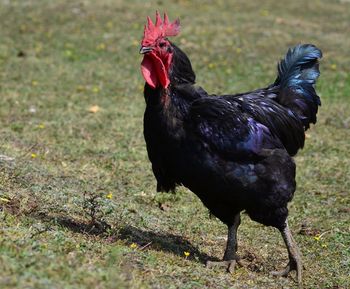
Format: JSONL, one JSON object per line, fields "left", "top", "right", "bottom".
{"left": 139, "top": 12, "right": 322, "bottom": 287}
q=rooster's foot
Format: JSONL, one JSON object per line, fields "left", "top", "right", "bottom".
{"left": 270, "top": 261, "right": 302, "bottom": 289}
{"left": 270, "top": 256, "right": 302, "bottom": 283}
{"left": 270, "top": 260, "right": 297, "bottom": 277}
{"left": 270, "top": 222, "right": 303, "bottom": 288}
{"left": 206, "top": 258, "right": 243, "bottom": 273}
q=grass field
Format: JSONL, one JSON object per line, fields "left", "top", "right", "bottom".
{"left": 0, "top": 0, "right": 349, "bottom": 288}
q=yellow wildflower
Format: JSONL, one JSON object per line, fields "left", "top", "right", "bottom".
{"left": 208, "top": 63, "right": 215, "bottom": 69}
{"left": 106, "top": 192, "right": 113, "bottom": 199}
{"left": 130, "top": 243, "right": 137, "bottom": 249}
{"left": 31, "top": 153, "right": 37, "bottom": 158}
{"left": 184, "top": 251, "right": 190, "bottom": 258}
{"left": 38, "top": 123, "right": 45, "bottom": 129}
{"left": 330, "top": 64, "right": 337, "bottom": 70}
{"left": 314, "top": 235, "right": 320, "bottom": 241}
{"left": 92, "top": 86, "right": 100, "bottom": 93}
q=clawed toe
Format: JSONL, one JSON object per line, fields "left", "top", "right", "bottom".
{"left": 206, "top": 259, "right": 238, "bottom": 273}
{"left": 270, "top": 262, "right": 295, "bottom": 277}
{"left": 270, "top": 259, "right": 302, "bottom": 289}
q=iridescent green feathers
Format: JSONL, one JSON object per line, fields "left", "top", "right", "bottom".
{"left": 274, "top": 44, "right": 322, "bottom": 129}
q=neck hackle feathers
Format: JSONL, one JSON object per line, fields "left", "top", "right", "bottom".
{"left": 142, "top": 12, "right": 180, "bottom": 46}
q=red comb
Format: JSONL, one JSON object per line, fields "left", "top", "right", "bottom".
{"left": 142, "top": 11, "right": 180, "bottom": 46}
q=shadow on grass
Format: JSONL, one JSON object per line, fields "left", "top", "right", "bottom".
{"left": 32, "top": 212, "right": 218, "bottom": 264}
{"left": 119, "top": 225, "right": 219, "bottom": 263}
{"left": 33, "top": 212, "right": 111, "bottom": 236}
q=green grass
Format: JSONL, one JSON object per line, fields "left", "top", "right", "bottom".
{"left": 0, "top": 0, "right": 349, "bottom": 288}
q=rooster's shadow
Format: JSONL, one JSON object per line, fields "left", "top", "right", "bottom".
{"left": 118, "top": 225, "right": 219, "bottom": 263}
{"left": 32, "top": 212, "right": 218, "bottom": 264}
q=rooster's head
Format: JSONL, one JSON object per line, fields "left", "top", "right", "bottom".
{"left": 140, "top": 12, "right": 180, "bottom": 89}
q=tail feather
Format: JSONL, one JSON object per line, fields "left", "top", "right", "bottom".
{"left": 274, "top": 44, "right": 322, "bottom": 129}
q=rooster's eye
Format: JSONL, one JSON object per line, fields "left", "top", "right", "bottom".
{"left": 159, "top": 42, "right": 166, "bottom": 48}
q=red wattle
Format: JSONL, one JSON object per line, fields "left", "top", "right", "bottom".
{"left": 141, "top": 52, "right": 170, "bottom": 89}
{"left": 141, "top": 55, "right": 158, "bottom": 89}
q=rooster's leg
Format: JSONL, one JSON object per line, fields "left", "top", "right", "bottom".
{"left": 271, "top": 221, "right": 303, "bottom": 288}
{"left": 206, "top": 213, "right": 241, "bottom": 273}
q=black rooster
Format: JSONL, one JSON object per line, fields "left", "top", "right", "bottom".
{"left": 140, "top": 12, "right": 322, "bottom": 287}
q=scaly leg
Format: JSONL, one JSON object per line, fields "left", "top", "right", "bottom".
{"left": 271, "top": 221, "right": 303, "bottom": 288}
{"left": 206, "top": 213, "right": 241, "bottom": 273}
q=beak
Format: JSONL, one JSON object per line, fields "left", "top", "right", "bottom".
{"left": 139, "top": 46, "right": 153, "bottom": 54}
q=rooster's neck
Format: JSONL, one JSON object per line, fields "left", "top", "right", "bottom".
{"left": 168, "top": 43, "right": 196, "bottom": 86}
{"left": 143, "top": 84, "right": 189, "bottom": 140}
{"left": 144, "top": 83, "right": 189, "bottom": 113}
{"left": 144, "top": 43, "right": 200, "bottom": 130}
